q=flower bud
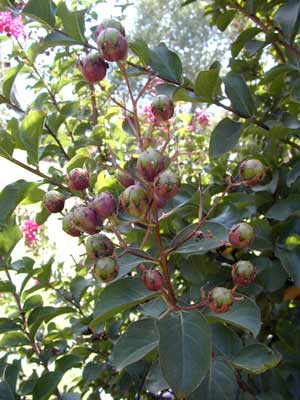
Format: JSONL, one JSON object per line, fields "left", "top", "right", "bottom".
{"left": 73, "top": 206, "right": 102, "bottom": 235}
{"left": 136, "top": 147, "right": 167, "bottom": 181}
{"left": 154, "top": 169, "right": 180, "bottom": 200}
{"left": 143, "top": 269, "right": 164, "bottom": 291}
{"left": 116, "top": 170, "right": 135, "bottom": 188}
{"left": 85, "top": 234, "right": 114, "bottom": 258}
{"left": 239, "top": 159, "right": 265, "bottom": 186}
{"left": 78, "top": 53, "right": 107, "bottom": 83}
{"left": 66, "top": 168, "right": 90, "bottom": 191}
{"left": 151, "top": 95, "right": 174, "bottom": 121}
{"left": 208, "top": 287, "right": 233, "bottom": 313}
{"left": 94, "top": 257, "right": 119, "bottom": 282}
{"left": 97, "top": 28, "right": 128, "bottom": 62}
{"left": 95, "top": 18, "right": 125, "bottom": 39}
{"left": 92, "top": 192, "right": 116, "bottom": 221}
{"left": 43, "top": 190, "right": 65, "bottom": 213}
{"left": 62, "top": 212, "right": 81, "bottom": 237}
{"left": 228, "top": 222, "right": 254, "bottom": 249}
{"left": 119, "top": 184, "right": 149, "bottom": 218}
{"left": 232, "top": 260, "right": 256, "bottom": 285}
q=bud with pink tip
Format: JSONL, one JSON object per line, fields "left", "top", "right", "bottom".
{"left": 62, "top": 212, "right": 81, "bottom": 237}
{"left": 154, "top": 169, "right": 180, "bottom": 200}
{"left": 136, "top": 147, "right": 167, "bottom": 182}
{"left": 116, "top": 170, "right": 135, "bottom": 188}
{"left": 97, "top": 28, "right": 128, "bottom": 62}
{"left": 228, "top": 222, "right": 254, "bottom": 249}
{"left": 151, "top": 95, "right": 174, "bottom": 121}
{"left": 43, "top": 190, "right": 65, "bottom": 213}
{"left": 239, "top": 159, "right": 265, "bottom": 186}
{"left": 95, "top": 18, "right": 125, "bottom": 39}
{"left": 208, "top": 287, "right": 233, "bottom": 313}
{"left": 92, "top": 192, "right": 116, "bottom": 221}
{"left": 67, "top": 168, "right": 90, "bottom": 191}
{"left": 78, "top": 53, "right": 107, "bottom": 83}
{"left": 232, "top": 260, "right": 256, "bottom": 285}
{"left": 85, "top": 233, "right": 114, "bottom": 258}
{"left": 119, "top": 184, "right": 149, "bottom": 218}
{"left": 94, "top": 257, "right": 119, "bottom": 282}
{"left": 143, "top": 269, "right": 164, "bottom": 291}
{"left": 73, "top": 206, "right": 102, "bottom": 235}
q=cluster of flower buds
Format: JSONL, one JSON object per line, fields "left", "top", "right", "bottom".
{"left": 78, "top": 19, "right": 128, "bottom": 84}
{"left": 43, "top": 168, "right": 119, "bottom": 282}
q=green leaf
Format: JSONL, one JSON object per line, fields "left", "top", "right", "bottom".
{"left": 0, "top": 380, "right": 15, "bottom": 400}
{"left": 157, "top": 311, "right": 211, "bottom": 397}
{"left": 23, "top": 0, "right": 56, "bottom": 27}
{"left": 206, "top": 295, "right": 261, "bottom": 337}
{"left": 194, "top": 69, "right": 221, "bottom": 102}
{"left": 28, "top": 32, "right": 80, "bottom": 62}
{"left": 231, "top": 28, "right": 261, "bottom": 57}
{"left": 90, "top": 277, "right": 156, "bottom": 329}
{"left": 149, "top": 43, "right": 183, "bottom": 83}
{"left": 0, "top": 180, "right": 40, "bottom": 225}
{"left": 70, "top": 276, "right": 92, "bottom": 303}
{"left": 129, "top": 39, "right": 150, "bottom": 66}
{"left": 112, "top": 318, "right": 159, "bottom": 371}
{"left": 116, "top": 250, "right": 154, "bottom": 280}
{"left": 57, "top": 3, "right": 86, "bottom": 43}
{"left": 173, "top": 87, "right": 206, "bottom": 103}
{"left": 82, "top": 363, "right": 103, "bottom": 384}
{"left": 223, "top": 73, "right": 255, "bottom": 118}
{"left": 188, "top": 359, "right": 238, "bottom": 400}
{"left": 216, "top": 10, "right": 236, "bottom": 32}
{"left": 0, "top": 319, "right": 20, "bottom": 334}
{"left": 231, "top": 344, "right": 281, "bottom": 374}
{"left": 55, "top": 355, "right": 81, "bottom": 373}
{"left": 2, "top": 63, "right": 24, "bottom": 100}
{"left": 209, "top": 118, "right": 242, "bottom": 158}
{"left": 0, "top": 130, "right": 14, "bottom": 160}
{"left": 32, "top": 372, "right": 63, "bottom": 400}
{"left": 0, "top": 223, "right": 22, "bottom": 256}
{"left": 0, "top": 280, "right": 15, "bottom": 293}
{"left": 171, "top": 222, "right": 228, "bottom": 256}
{"left": 212, "top": 323, "right": 242, "bottom": 359}
{"left": 65, "top": 148, "right": 90, "bottom": 172}
{"left": 266, "top": 194, "right": 300, "bottom": 221}
{"left": 145, "top": 361, "right": 169, "bottom": 394}
{"left": 23, "top": 295, "right": 43, "bottom": 312}
{"left": 0, "top": 332, "right": 30, "bottom": 347}
{"left": 20, "top": 110, "right": 46, "bottom": 166}
{"left": 274, "top": 0, "right": 300, "bottom": 41}
{"left": 28, "top": 306, "right": 74, "bottom": 337}
{"left": 287, "top": 161, "right": 300, "bottom": 186}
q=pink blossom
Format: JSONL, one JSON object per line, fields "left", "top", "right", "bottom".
{"left": 141, "top": 105, "right": 158, "bottom": 124}
{"left": 188, "top": 124, "right": 196, "bottom": 132}
{"left": 196, "top": 110, "right": 211, "bottom": 127}
{"left": 21, "top": 219, "right": 40, "bottom": 248}
{"left": 0, "top": 11, "right": 25, "bottom": 39}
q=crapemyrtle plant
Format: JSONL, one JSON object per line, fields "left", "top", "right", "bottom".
{"left": 0, "top": 1, "right": 300, "bottom": 399}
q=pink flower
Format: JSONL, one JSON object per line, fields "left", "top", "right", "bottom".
{"left": 188, "top": 124, "right": 196, "bottom": 132}
{"left": 0, "top": 11, "right": 25, "bottom": 39}
{"left": 21, "top": 219, "right": 40, "bottom": 248}
{"left": 141, "top": 105, "right": 158, "bottom": 124}
{"left": 196, "top": 110, "right": 211, "bottom": 127}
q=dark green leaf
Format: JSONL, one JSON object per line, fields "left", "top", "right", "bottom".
{"left": 0, "top": 180, "right": 40, "bottom": 225}
{"left": 2, "top": 63, "right": 24, "bottom": 100}
{"left": 0, "top": 223, "right": 22, "bottom": 256}
{"left": 32, "top": 372, "right": 63, "bottom": 400}
{"left": 28, "top": 306, "right": 74, "bottom": 337}
{"left": 70, "top": 276, "right": 92, "bottom": 303}
{"left": 20, "top": 110, "right": 46, "bottom": 165}
{"left": 194, "top": 69, "right": 221, "bottom": 101}
{"left": 266, "top": 194, "right": 300, "bottom": 221}
{"left": 171, "top": 222, "right": 228, "bottom": 256}
{"left": 0, "top": 319, "right": 20, "bottom": 334}
{"left": 145, "top": 361, "right": 169, "bottom": 393}
{"left": 0, "top": 380, "right": 15, "bottom": 400}
{"left": 216, "top": 10, "right": 236, "bottom": 31}
{"left": 212, "top": 323, "right": 242, "bottom": 359}
{"left": 129, "top": 39, "right": 150, "bottom": 65}
{"left": 231, "top": 344, "right": 281, "bottom": 374}
{"left": 112, "top": 319, "right": 158, "bottom": 370}
{"left": 206, "top": 295, "right": 261, "bottom": 337}
{"left": 57, "top": 3, "right": 86, "bottom": 42}
{"left": 274, "top": 0, "right": 300, "bottom": 41}
{"left": 55, "top": 355, "right": 81, "bottom": 373}
{"left": 209, "top": 118, "right": 242, "bottom": 158}
{"left": 90, "top": 277, "right": 156, "bottom": 329}
{"left": 157, "top": 311, "right": 211, "bottom": 397}
{"left": 0, "top": 332, "right": 30, "bottom": 347}
{"left": 149, "top": 43, "right": 183, "bottom": 83}
{"left": 23, "top": 0, "right": 56, "bottom": 27}
{"left": 223, "top": 73, "right": 255, "bottom": 118}
{"left": 231, "top": 27, "right": 261, "bottom": 57}
{"left": 0, "top": 281, "right": 15, "bottom": 293}
{"left": 188, "top": 359, "right": 238, "bottom": 400}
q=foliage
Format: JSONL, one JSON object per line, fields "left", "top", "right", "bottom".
{"left": 0, "top": 0, "right": 300, "bottom": 399}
